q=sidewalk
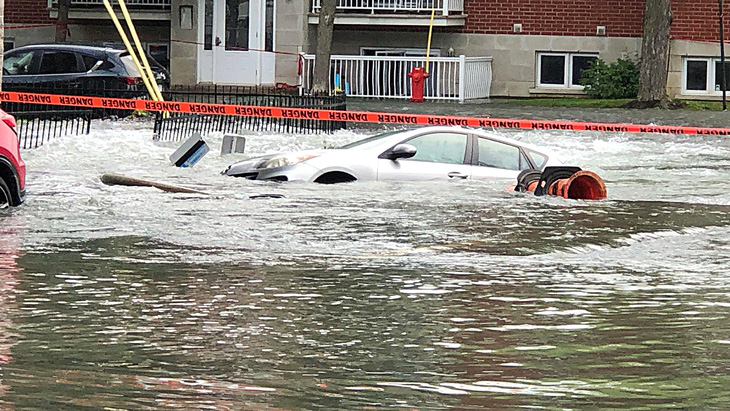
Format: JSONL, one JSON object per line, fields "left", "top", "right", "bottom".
{"left": 346, "top": 98, "right": 730, "bottom": 129}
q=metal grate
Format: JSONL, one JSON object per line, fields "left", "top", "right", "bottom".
{"left": 153, "top": 85, "right": 348, "bottom": 142}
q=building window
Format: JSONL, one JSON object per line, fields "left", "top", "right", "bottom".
{"left": 147, "top": 43, "right": 170, "bottom": 70}
{"left": 683, "top": 57, "right": 730, "bottom": 94}
{"left": 536, "top": 52, "right": 598, "bottom": 89}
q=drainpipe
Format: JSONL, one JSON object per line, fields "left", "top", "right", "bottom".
{"left": 720, "top": 0, "right": 727, "bottom": 110}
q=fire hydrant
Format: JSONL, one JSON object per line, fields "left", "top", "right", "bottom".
{"left": 408, "top": 66, "right": 429, "bottom": 103}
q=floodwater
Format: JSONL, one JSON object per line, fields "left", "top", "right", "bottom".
{"left": 3, "top": 103, "right": 730, "bottom": 409}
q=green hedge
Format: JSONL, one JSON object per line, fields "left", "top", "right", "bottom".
{"left": 580, "top": 58, "right": 639, "bottom": 99}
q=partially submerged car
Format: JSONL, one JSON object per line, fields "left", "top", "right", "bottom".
{"left": 2, "top": 44, "right": 170, "bottom": 91}
{"left": 222, "top": 126, "right": 562, "bottom": 183}
{"left": 0, "top": 109, "right": 25, "bottom": 207}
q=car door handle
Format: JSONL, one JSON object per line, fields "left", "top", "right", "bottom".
{"left": 448, "top": 172, "right": 468, "bottom": 179}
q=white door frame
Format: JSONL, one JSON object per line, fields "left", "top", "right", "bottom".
{"left": 197, "top": 0, "right": 275, "bottom": 85}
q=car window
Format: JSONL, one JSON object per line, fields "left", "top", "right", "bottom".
{"left": 527, "top": 150, "right": 548, "bottom": 169}
{"left": 4, "top": 51, "right": 34, "bottom": 75}
{"left": 38, "top": 51, "right": 82, "bottom": 74}
{"left": 81, "top": 54, "right": 103, "bottom": 71}
{"left": 404, "top": 132, "right": 468, "bottom": 164}
{"left": 477, "top": 137, "right": 530, "bottom": 170}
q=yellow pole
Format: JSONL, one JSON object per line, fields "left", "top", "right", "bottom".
{"left": 425, "top": 8, "right": 436, "bottom": 74}
{"left": 117, "top": 0, "right": 164, "bottom": 102}
{"left": 102, "top": 0, "right": 159, "bottom": 101}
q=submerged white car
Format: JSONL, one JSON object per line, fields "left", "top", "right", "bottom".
{"left": 222, "top": 126, "right": 562, "bottom": 183}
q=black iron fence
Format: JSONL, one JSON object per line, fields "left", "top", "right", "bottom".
{"left": 2, "top": 82, "right": 142, "bottom": 149}
{"left": 1, "top": 84, "right": 348, "bottom": 148}
{"left": 153, "top": 85, "right": 347, "bottom": 142}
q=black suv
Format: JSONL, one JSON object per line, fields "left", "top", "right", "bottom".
{"left": 2, "top": 44, "right": 170, "bottom": 92}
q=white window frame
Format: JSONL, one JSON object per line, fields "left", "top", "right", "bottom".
{"left": 682, "top": 57, "right": 730, "bottom": 95}
{"left": 536, "top": 52, "right": 599, "bottom": 89}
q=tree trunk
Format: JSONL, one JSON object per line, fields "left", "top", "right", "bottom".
{"left": 55, "top": 0, "right": 70, "bottom": 42}
{"left": 312, "top": 0, "right": 337, "bottom": 95}
{"left": 635, "top": 0, "right": 672, "bottom": 107}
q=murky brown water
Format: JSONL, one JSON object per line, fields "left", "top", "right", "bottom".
{"left": 2, "top": 105, "right": 730, "bottom": 409}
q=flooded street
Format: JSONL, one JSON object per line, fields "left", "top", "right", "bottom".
{"left": 3, "top": 104, "right": 730, "bottom": 409}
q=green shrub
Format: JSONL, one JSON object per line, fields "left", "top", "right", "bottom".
{"left": 580, "top": 58, "right": 639, "bottom": 99}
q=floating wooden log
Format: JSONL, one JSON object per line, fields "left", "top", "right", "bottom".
{"left": 100, "top": 173, "right": 207, "bottom": 194}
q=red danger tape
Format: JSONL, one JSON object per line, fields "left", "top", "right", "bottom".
{"left": 2, "top": 91, "right": 730, "bottom": 136}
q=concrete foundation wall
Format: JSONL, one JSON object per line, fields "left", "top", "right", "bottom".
{"left": 170, "top": 0, "right": 198, "bottom": 85}
{"left": 275, "top": 1, "right": 308, "bottom": 87}
{"left": 668, "top": 40, "right": 730, "bottom": 100}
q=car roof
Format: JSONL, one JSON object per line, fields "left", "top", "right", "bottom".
{"left": 5, "top": 44, "right": 125, "bottom": 56}
{"left": 397, "top": 125, "right": 554, "bottom": 153}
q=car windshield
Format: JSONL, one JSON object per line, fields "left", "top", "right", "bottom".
{"left": 338, "top": 130, "right": 404, "bottom": 149}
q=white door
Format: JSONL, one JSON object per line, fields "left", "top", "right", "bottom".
{"left": 198, "top": 0, "right": 275, "bottom": 85}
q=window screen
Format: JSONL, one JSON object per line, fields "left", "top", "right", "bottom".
{"left": 540, "top": 55, "right": 565, "bottom": 85}
{"left": 715, "top": 61, "right": 730, "bottom": 91}
{"left": 686, "top": 60, "right": 708, "bottom": 91}
{"left": 572, "top": 55, "right": 597, "bottom": 86}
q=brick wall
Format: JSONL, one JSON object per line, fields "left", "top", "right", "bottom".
{"left": 671, "top": 1, "right": 729, "bottom": 42}
{"left": 6, "top": 0, "right": 53, "bottom": 24}
{"left": 463, "top": 0, "right": 645, "bottom": 37}
{"left": 462, "top": 0, "right": 730, "bottom": 43}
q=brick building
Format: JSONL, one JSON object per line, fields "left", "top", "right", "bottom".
{"left": 3, "top": 0, "right": 730, "bottom": 100}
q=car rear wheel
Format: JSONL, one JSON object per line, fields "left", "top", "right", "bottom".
{"left": 0, "top": 178, "right": 11, "bottom": 209}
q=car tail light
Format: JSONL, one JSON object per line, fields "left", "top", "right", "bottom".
{"left": 1, "top": 113, "right": 16, "bottom": 129}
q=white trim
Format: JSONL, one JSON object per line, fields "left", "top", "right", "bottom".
{"left": 360, "top": 47, "right": 440, "bottom": 57}
{"left": 681, "top": 56, "right": 730, "bottom": 95}
{"left": 536, "top": 51, "right": 598, "bottom": 90}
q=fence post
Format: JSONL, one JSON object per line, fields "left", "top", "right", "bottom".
{"left": 458, "top": 55, "right": 466, "bottom": 103}
{"left": 443, "top": 0, "right": 449, "bottom": 16}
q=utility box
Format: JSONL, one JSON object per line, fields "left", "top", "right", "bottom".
{"left": 221, "top": 134, "right": 246, "bottom": 155}
{"left": 170, "top": 133, "right": 209, "bottom": 167}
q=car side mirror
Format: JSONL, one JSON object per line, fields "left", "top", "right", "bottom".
{"left": 389, "top": 143, "right": 417, "bottom": 160}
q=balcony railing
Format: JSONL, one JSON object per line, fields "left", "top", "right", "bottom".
{"left": 47, "top": 0, "right": 170, "bottom": 8}
{"left": 300, "top": 54, "right": 492, "bottom": 102}
{"left": 311, "top": 0, "right": 464, "bottom": 16}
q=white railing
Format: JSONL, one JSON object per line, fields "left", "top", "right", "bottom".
{"left": 300, "top": 54, "right": 492, "bottom": 102}
{"left": 48, "top": 0, "right": 170, "bottom": 7}
{"left": 312, "top": 0, "right": 464, "bottom": 16}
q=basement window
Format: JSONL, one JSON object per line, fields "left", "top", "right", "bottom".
{"left": 536, "top": 52, "right": 598, "bottom": 89}
{"left": 683, "top": 57, "right": 730, "bottom": 94}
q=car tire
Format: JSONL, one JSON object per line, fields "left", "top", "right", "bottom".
{"left": 0, "top": 178, "right": 11, "bottom": 209}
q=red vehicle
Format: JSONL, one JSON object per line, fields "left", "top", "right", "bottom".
{"left": 0, "top": 109, "right": 25, "bottom": 208}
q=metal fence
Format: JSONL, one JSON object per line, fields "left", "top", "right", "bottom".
{"left": 311, "top": 0, "right": 464, "bottom": 15}
{"left": 154, "top": 85, "right": 348, "bottom": 142}
{"left": 47, "top": 0, "right": 170, "bottom": 8}
{"left": 13, "top": 111, "right": 92, "bottom": 149}
{"left": 2, "top": 84, "right": 347, "bottom": 148}
{"left": 300, "top": 54, "right": 492, "bottom": 102}
{"left": 1, "top": 83, "right": 146, "bottom": 149}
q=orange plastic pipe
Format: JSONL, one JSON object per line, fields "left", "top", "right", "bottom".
{"left": 522, "top": 170, "right": 607, "bottom": 200}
